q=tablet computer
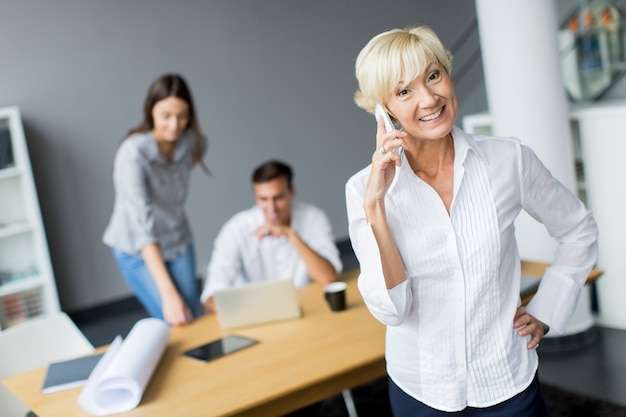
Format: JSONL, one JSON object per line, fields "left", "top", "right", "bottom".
{"left": 182, "top": 335, "right": 259, "bottom": 362}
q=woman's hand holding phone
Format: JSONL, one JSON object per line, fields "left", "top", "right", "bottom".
{"left": 366, "top": 105, "right": 408, "bottom": 206}
{"left": 375, "top": 104, "right": 405, "bottom": 157}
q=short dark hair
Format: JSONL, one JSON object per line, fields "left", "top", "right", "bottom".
{"left": 252, "top": 160, "right": 293, "bottom": 189}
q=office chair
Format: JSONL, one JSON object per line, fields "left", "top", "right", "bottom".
{"left": 0, "top": 312, "right": 94, "bottom": 417}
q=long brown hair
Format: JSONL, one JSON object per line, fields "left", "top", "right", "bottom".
{"left": 127, "top": 73, "right": 208, "bottom": 173}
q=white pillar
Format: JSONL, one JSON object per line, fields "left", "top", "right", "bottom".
{"left": 572, "top": 101, "right": 626, "bottom": 330}
{"left": 475, "top": 0, "right": 593, "bottom": 336}
{"left": 475, "top": 0, "right": 577, "bottom": 261}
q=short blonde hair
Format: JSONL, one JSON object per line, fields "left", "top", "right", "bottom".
{"left": 354, "top": 26, "right": 453, "bottom": 115}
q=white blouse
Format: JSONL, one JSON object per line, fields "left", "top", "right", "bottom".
{"left": 345, "top": 126, "right": 598, "bottom": 412}
{"left": 103, "top": 130, "right": 204, "bottom": 260}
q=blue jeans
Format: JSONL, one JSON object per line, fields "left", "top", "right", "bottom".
{"left": 388, "top": 373, "right": 547, "bottom": 417}
{"left": 111, "top": 244, "right": 199, "bottom": 320}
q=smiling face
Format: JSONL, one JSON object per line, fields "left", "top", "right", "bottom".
{"left": 386, "top": 61, "right": 457, "bottom": 143}
{"left": 151, "top": 96, "right": 190, "bottom": 143}
{"left": 253, "top": 177, "right": 295, "bottom": 226}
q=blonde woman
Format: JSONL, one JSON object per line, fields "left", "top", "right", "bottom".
{"left": 346, "top": 26, "right": 598, "bottom": 416}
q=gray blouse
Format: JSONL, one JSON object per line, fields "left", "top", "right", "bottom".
{"left": 102, "top": 130, "right": 204, "bottom": 260}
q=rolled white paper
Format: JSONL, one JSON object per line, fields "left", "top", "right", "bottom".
{"left": 77, "top": 318, "right": 170, "bottom": 415}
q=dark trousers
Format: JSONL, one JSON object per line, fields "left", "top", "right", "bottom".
{"left": 388, "top": 373, "right": 547, "bottom": 417}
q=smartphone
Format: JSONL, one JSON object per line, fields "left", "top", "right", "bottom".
{"left": 182, "top": 335, "right": 259, "bottom": 363}
{"left": 375, "top": 104, "right": 395, "bottom": 133}
{"left": 375, "top": 104, "right": 403, "bottom": 157}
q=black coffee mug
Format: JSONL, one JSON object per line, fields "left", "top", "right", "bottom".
{"left": 324, "top": 282, "right": 347, "bottom": 312}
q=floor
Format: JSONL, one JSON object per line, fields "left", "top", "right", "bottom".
{"left": 537, "top": 326, "right": 626, "bottom": 406}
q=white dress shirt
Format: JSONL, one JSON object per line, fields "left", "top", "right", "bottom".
{"left": 200, "top": 202, "right": 342, "bottom": 302}
{"left": 345, "top": 126, "right": 598, "bottom": 411}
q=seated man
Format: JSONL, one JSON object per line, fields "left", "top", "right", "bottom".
{"left": 201, "top": 160, "right": 342, "bottom": 313}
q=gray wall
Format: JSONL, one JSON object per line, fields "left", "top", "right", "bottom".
{"left": 0, "top": 1, "right": 485, "bottom": 311}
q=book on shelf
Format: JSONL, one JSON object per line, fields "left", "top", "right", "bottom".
{"left": 0, "top": 127, "right": 14, "bottom": 170}
{"left": 1, "top": 288, "right": 44, "bottom": 328}
{"left": 0, "top": 267, "right": 39, "bottom": 287}
{"left": 1, "top": 294, "right": 29, "bottom": 327}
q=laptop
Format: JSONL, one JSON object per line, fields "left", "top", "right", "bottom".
{"left": 213, "top": 279, "right": 302, "bottom": 329}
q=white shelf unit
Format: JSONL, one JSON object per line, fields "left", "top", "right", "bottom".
{"left": 0, "top": 106, "right": 60, "bottom": 331}
{"left": 568, "top": 99, "right": 626, "bottom": 331}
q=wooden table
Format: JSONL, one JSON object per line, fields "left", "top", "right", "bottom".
{"left": 6, "top": 262, "right": 602, "bottom": 416}
{"left": 2, "top": 270, "right": 386, "bottom": 417}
